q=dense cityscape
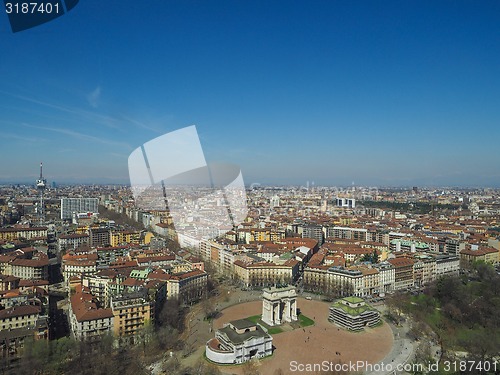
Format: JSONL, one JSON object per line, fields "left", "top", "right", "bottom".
{"left": 0, "top": 164, "right": 499, "bottom": 374}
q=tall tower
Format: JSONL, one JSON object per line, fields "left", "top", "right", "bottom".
{"left": 36, "top": 162, "right": 47, "bottom": 224}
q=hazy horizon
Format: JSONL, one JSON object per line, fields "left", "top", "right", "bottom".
{"left": 2, "top": 2, "right": 500, "bottom": 187}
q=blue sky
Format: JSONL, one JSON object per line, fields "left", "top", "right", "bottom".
{"left": 1, "top": 1, "right": 500, "bottom": 186}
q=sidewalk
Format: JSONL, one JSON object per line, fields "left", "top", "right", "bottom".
{"left": 365, "top": 306, "right": 415, "bottom": 375}
{"left": 366, "top": 306, "right": 442, "bottom": 375}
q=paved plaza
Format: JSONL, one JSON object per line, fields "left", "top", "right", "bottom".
{"left": 212, "top": 297, "right": 394, "bottom": 375}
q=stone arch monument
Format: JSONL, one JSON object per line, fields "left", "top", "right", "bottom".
{"left": 262, "top": 285, "right": 297, "bottom": 326}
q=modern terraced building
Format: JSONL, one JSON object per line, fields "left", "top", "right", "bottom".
{"left": 328, "top": 296, "right": 380, "bottom": 331}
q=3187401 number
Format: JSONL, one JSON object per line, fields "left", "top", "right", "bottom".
{"left": 5, "top": 2, "right": 60, "bottom": 14}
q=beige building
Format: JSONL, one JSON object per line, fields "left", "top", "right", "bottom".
{"left": 233, "top": 259, "right": 299, "bottom": 287}
{"left": 0, "top": 305, "right": 48, "bottom": 358}
{"left": 460, "top": 245, "right": 499, "bottom": 266}
{"left": 62, "top": 253, "right": 98, "bottom": 285}
{"left": 164, "top": 269, "right": 208, "bottom": 304}
{"left": 199, "top": 240, "right": 237, "bottom": 276}
{"left": 0, "top": 252, "right": 49, "bottom": 281}
{"left": 81, "top": 270, "right": 120, "bottom": 308}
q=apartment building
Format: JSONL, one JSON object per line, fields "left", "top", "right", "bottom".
{"left": 387, "top": 258, "right": 415, "bottom": 290}
{"left": 359, "top": 267, "right": 380, "bottom": 296}
{"left": 216, "top": 247, "right": 236, "bottom": 276}
{"left": 9, "top": 256, "right": 49, "bottom": 280}
{"left": 0, "top": 227, "right": 47, "bottom": 241}
{"left": 62, "top": 253, "right": 98, "bottom": 284}
{"left": 89, "top": 228, "right": 110, "bottom": 247}
{"left": 60, "top": 198, "right": 99, "bottom": 220}
{"left": 327, "top": 226, "right": 367, "bottom": 241}
{"left": 390, "top": 239, "right": 430, "bottom": 253}
{"left": 185, "top": 255, "right": 204, "bottom": 272}
{"left": 435, "top": 254, "right": 460, "bottom": 277}
{"left": 335, "top": 198, "right": 356, "bottom": 208}
{"left": 0, "top": 252, "right": 49, "bottom": 281}
{"left": 301, "top": 224, "right": 324, "bottom": 245}
{"left": 326, "top": 267, "right": 364, "bottom": 297}
{"left": 110, "top": 231, "right": 141, "bottom": 247}
{"left": 199, "top": 240, "right": 237, "bottom": 276}
{"left": 0, "top": 305, "right": 48, "bottom": 358}
{"left": 164, "top": 269, "right": 208, "bottom": 304}
{"left": 135, "top": 253, "right": 176, "bottom": 268}
{"left": 111, "top": 291, "right": 152, "bottom": 340}
{"left": 412, "top": 255, "right": 437, "bottom": 287}
{"left": 81, "top": 269, "right": 121, "bottom": 308}
{"left": 438, "top": 236, "right": 466, "bottom": 256}
{"left": 460, "top": 246, "right": 498, "bottom": 266}
{"left": 58, "top": 233, "right": 89, "bottom": 252}
{"left": 373, "top": 261, "right": 395, "bottom": 293}
{"left": 69, "top": 285, "right": 114, "bottom": 341}
{"left": 233, "top": 259, "right": 299, "bottom": 287}
{"left": 0, "top": 305, "right": 41, "bottom": 331}
{"left": 153, "top": 223, "right": 177, "bottom": 242}
{"left": 0, "top": 275, "right": 20, "bottom": 292}
{"left": 302, "top": 264, "right": 329, "bottom": 292}
{"left": 96, "top": 245, "right": 131, "bottom": 268}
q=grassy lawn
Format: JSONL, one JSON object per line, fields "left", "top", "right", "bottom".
{"left": 247, "top": 315, "right": 261, "bottom": 324}
{"left": 298, "top": 314, "right": 314, "bottom": 327}
{"left": 268, "top": 327, "right": 284, "bottom": 334}
{"left": 240, "top": 312, "right": 315, "bottom": 335}
{"left": 245, "top": 313, "right": 314, "bottom": 329}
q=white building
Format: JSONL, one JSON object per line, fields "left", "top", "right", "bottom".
{"left": 58, "top": 233, "right": 89, "bottom": 252}
{"left": 206, "top": 319, "right": 272, "bottom": 364}
{"left": 335, "top": 198, "right": 355, "bottom": 208}
{"left": 60, "top": 198, "right": 99, "bottom": 220}
{"left": 435, "top": 255, "right": 460, "bottom": 277}
{"left": 373, "top": 261, "right": 395, "bottom": 294}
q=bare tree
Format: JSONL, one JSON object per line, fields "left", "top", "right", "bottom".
{"left": 242, "top": 359, "right": 261, "bottom": 375}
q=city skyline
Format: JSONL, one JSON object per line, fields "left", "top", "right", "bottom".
{"left": 1, "top": 1, "right": 500, "bottom": 186}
